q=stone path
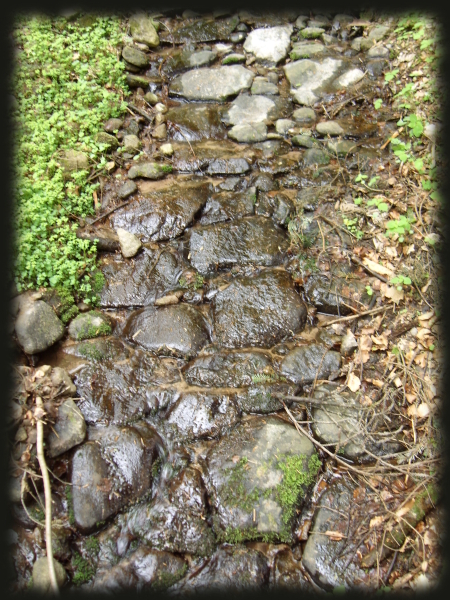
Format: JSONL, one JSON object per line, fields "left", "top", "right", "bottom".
{"left": 10, "top": 9, "right": 424, "bottom": 594}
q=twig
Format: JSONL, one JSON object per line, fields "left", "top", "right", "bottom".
{"left": 317, "top": 305, "right": 393, "bottom": 327}
{"left": 35, "top": 396, "right": 59, "bottom": 593}
{"left": 88, "top": 198, "right": 133, "bottom": 226}
{"left": 272, "top": 392, "right": 368, "bottom": 411}
{"left": 127, "top": 103, "right": 154, "bottom": 123}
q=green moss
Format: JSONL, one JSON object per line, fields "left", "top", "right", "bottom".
{"left": 151, "top": 456, "right": 163, "bottom": 479}
{"left": 75, "top": 312, "right": 111, "bottom": 340}
{"left": 61, "top": 304, "right": 79, "bottom": 324}
{"left": 276, "top": 453, "right": 322, "bottom": 524}
{"left": 151, "top": 564, "right": 187, "bottom": 591}
{"left": 160, "top": 164, "right": 173, "bottom": 173}
{"left": 84, "top": 536, "right": 100, "bottom": 556}
{"left": 65, "top": 485, "right": 75, "bottom": 526}
{"left": 221, "top": 457, "right": 260, "bottom": 513}
{"left": 71, "top": 552, "right": 96, "bottom": 586}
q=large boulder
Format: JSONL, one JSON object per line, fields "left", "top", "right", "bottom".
{"left": 243, "top": 25, "right": 294, "bottom": 64}
{"left": 204, "top": 415, "right": 321, "bottom": 543}
{"left": 129, "top": 13, "right": 159, "bottom": 47}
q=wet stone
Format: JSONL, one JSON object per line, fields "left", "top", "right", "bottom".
{"left": 171, "top": 140, "right": 254, "bottom": 173}
{"left": 165, "top": 392, "right": 241, "bottom": 441}
{"left": 100, "top": 250, "right": 182, "bottom": 308}
{"left": 367, "top": 45, "right": 390, "bottom": 59}
{"left": 124, "top": 304, "right": 210, "bottom": 358}
{"left": 303, "top": 148, "right": 330, "bottom": 165}
{"left": 173, "top": 545, "right": 269, "bottom": 592}
{"left": 169, "top": 65, "right": 254, "bottom": 102}
{"left": 223, "top": 93, "right": 277, "bottom": 126}
{"left": 292, "top": 134, "right": 315, "bottom": 148}
{"left": 278, "top": 343, "right": 341, "bottom": 384}
{"left": 366, "top": 59, "right": 388, "bottom": 78}
{"left": 124, "top": 466, "right": 216, "bottom": 556}
{"left": 111, "top": 179, "right": 212, "bottom": 242}
{"left": 368, "top": 25, "right": 390, "bottom": 40}
{"left": 116, "top": 227, "right": 142, "bottom": 258}
{"left": 236, "top": 382, "right": 299, "bottom": 413}
{"left": 92, "top": 546, "right": 187, "bottom": 592}
{"left": 204, "top": 415, "right": 319, "bottom": 541}
{"left": 46, "top": 399, "right": 86, "bottom": 458}
{"left": 118, "top": 180, "right": 137, "bottom": 199}
{"left": 186, "top": 216, "right": 289, "bottom": 275}
{"left": 271, "top": 548, "right": 315, "bottom": 589}
{"left": 160, "top": 16, "right": 239, "bottom": 44}
{"left": 166, "top": 104, "right": 227, "bottom": 141}
{"left": 73, "top": 343, "right": 168, "bottom": 425}
{"left": 212, "top": 268, "right": 307, "bottom": 348}
{"left": 303, "top": 273, "right": 369, "bottom": 314}
{"left": 300, "top": 27, "right": 325, "bottom": 39}
{"left": 302, "top": 476, "right": 374, "bottom": 589}
{"left": 15, "top": 300, "right": 64, "bottom": 354}
{"left": 327, "top": 139, "right": 358, "bottom": 156}
{"left": 122, "top": 134, "right": 140, "bottom": 154}
{"left": 32, "top": 557, "right": 66, "bottom": 592}
{"left": 71, "top": 422, "right": 161, "bottom": 532}
{"left": 333, "top": 67, "right": 365, "bottom": 88}
{"left": 68, "top": 311, "right": 111, "bottom": 341}
{"left": 198, "top": 188, "right": 255, "bottom": 225}
{"left": 243, "top": 25, "right": 294, "bottom": 64}
{"left": 184, "top": 350, "right": 273, "bottom": 387}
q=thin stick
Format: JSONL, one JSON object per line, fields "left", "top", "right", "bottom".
{"left": 88, "top": 198, "right": 133, "bottom": 226}
{"left": 350, "top": 254, "right": 389, "bottom": 283}
{"left": 127, "top": 103, "right": 154, "bottom": 123}
{"left": 317, "top": 305, "right": 393, "bottom": 327}
{"left": 35, "top": 396, "right": 59, "bottom": 593}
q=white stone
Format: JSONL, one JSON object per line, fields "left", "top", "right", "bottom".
{"left": 276, "top": 119, "right": 296, "bottom": 135}
{"left": 334, "top": 68, "right": 365, "bottom": 88}
{"left": 316, "top": 121, "right": 344, "bottom": 136}
{"left": 244, "top": 25, "right": 294, "bottom": 64}
{"left": 160, "top": 143, "right": 174, "bottom": 156}
{"left": 116, "top": 228, "right": 142, "bottom": 258}
{"left": 224, "top": 94, "right": 275, "bottom": 126}
{"left": 285, "top": 57, "right": 343, "bottom": 106}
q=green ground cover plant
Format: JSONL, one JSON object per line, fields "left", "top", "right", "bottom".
{"left": 12, "top": 14, "right": 129, "bottom": 302}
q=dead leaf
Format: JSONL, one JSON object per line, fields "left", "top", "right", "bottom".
{"left": 353, "top": 486, "right": 366, "bottom": 503}
{"left": 372, "top": 379, "right": 384, "bottom": 388}
{"left": 362, "top": 258, "right": 395, "bottom": 277}
{"left": 360, "top": 327, "right": 375, "bottom": 335}
{"left": 393, "top": 377, "right": 403, "bottom": 388}
{"left": 348, "top": 373, "right": 361, "bottom": 392}
{"left": 384, "top": 285, "right": 404, "bottom": 303}
{"left": 414, "top": 352, "right": 428, "bottom": 368}
{"left": 418, "top": 310, "right": 434, "bottom": 322}
{"left": 405, "top": 393, "right": 417, "bottom": 404}
{"left": 324, "top": 530, "right": 346, "bottom": 541}
{"left": 416, "top": 328, "right": 431, "bottom": 340}
{"left": 369, "top": 515, "right": 386, "bottom": 528}
{"left": 359, "top": 335, "right": 373, "bottom": 351}
{"left": 417, "top": 403, "right": 430, "bottom": 418}
{"left": 395, "top": 499, "right": 415, "bottom": 519}
{"left": 371, "top": 333, "right": 389, "bottom": 350}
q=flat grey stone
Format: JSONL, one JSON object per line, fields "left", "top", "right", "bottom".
{"left": 290, "top": 42, "right": 325, "bottom": 59}
{"left": 251, "top": 79, "right": 279, "bottom": 95}
{"left": 50, "top": 367, "right": 76, "bottom": 396}
{"left": 129, "top": 13, "right": 159, "bottom": 47}
{"left": 292, "top": 134, "right": 315, "bottom": 148}
{"left": 189, "top": 50, "right": 217, "bottom": 67}
{"left": 228, "top": 123, "right": 268, "bottom": 143}
{"left": 316, "top": 121, "right": 344, "bottom": 136}
{"left": 303, "top": 148, "right": 330, "bottom": 165}
{"left": 170, "top": 65, "right": 254, "bottom": 101}
{"left": 300, "top": 27, "right": 325, "bottom": 39}
{"left": 368, "top": 25, "right": 390, "bottom": 40}
{"left": 284, "top": 57, "right": 343, "bottom": 105}
{"left": 327, "top": 139, "right": 358, "bottom": 156}
{"left": 59, "top": 149, "right": 89, "bottom": 175}
{"left": 95, "top": 132, "right": 119, "bottom": 149}
{"left": 116, "top": 227, "right": 142, "bottom": 258}
{"left": 367, "top": 45, "right": 389, "bottom": 59}
{"left": 122, "top": 134, "right": 140, "bottom": 153}
{"left": 223, "top": 93, "right": 276, "bottom": 126}
{"left": 15, "top": 301, "right": 64, "bottom": 354}
{"left": 104, "top": 118, "right": 123, "bottom": 133}
{"left": 243, "top": 25, "right": 294, "bottom": 64}
{"left": 46, "top": 399, "right": 86, "bottom": 458}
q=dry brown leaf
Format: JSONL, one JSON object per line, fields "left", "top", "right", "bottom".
{"left": 353, "top": 486, "right": 366, "bottom": 503}
{"left": 384, "top": 285, "right": 404, "bottom": 303}
{"left": 348, "top": 373, "right": 361, "bottom": 392}
{"left": 324, "top": 530, "right": 346, "bottom": 541}
{"left": 359, "top": 335, "right": 373, "bottom": 351}
{"left": 369, "top": 515, "right": 386, "bottom": 528}
{"left": 405, "top": 393, "right": 417, "bottom": 404}
{"left": 395, "top": 499, "right": 415, "bottom": 519}
{"left": 417, "top": 403, "right": 430, "bottom": 418}
{"left": 418, "top": 311, "right": 434, "bottom": 321}
{"left": 362, "top": 257, "right": 395, "bottom": 277}
{"left": 360, "top": 326, "right": 375, "bottom": 335}
{"left": 414, "top": 352, "right": 428, "bottom": 368}
{"left": 407, "top": 405, "right": 417, "bottom": 417}
{"left": 416, "top": 328, "right": 431, "bottom": 340}
{"left": 384, "top": 246, "right": 398, "bottom": 258}
{"left": 372, "top": 379, "right": 384, "bottom": 388}
{"left": 371, "top": 333, "right": 389, "bottom": 349}
{"left": 393, "top": 377, "right": 403, "bottom": 388}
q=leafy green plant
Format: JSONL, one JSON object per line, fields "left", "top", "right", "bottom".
{"left": 384, "top": 68, "right": 399, "bottom": 82}
{"left": 343, "top": 217, "right": 364, "bottom": 240}
{"left": 367, "top": 197, "right": 390, "bottom": 212}
{"left": 12, "top": 14, "right": 129, "bottom": 301}
{"left": 374, "top": 98, "right": 383, "bottom": 110}
{"left": 390, "top": 275, "right": 412, "bottom": 291}
{"left": 193, "top": 273, "right": 204, "bottom": 290}
{"left": 366, "top": 285, "right": 374, "bottom": 296}
{"left": 354, "top": 173, "right": 368, "bottom": 183}
{"left": 385, "top": 214, "right": 415, "bottom": 242}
